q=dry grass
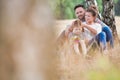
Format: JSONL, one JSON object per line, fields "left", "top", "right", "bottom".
{"left": 0, "top": 0, "right": 56, "bottom": 80}
{"left": 55, "top": 16, "right": 120, "bottom": 80}
{"left": 0, "top": 2, "right": 120, "bottom": 79}
{"left": 56, "top": 43, "right": 120, "bottom": 80}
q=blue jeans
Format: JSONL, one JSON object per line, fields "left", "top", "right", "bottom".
{"left": 102, "top": 26, "right": 114, "bottom": 48}
{"left": 96, "top": 32, "right": 107, "bottom": 50}
{"left": 96, "top": 26, "right": 114, "bottom": 50}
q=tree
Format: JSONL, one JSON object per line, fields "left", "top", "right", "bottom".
{"left": 0, "top": 0, "right": 56, "bottom": 80}
{"left": 85, "top": 0, "right": 97, "bottom": 6}
{"left": 102, "top": 0, "right": 119, "bottom": 40}
{"left": 115, "top": 0, "right": 120, "bottom": 16}
{"left": 85, "top": 0, "right": 102, "bottom": 19}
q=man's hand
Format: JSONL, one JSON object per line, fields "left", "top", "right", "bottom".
{"left": 65, "top": 25, "right": 70, "bottom": 37}
{"left": 65, "top": 22, "right": 74, "bottom": 37}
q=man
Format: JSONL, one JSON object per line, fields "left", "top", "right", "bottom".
{"left": 74, "top": 4, "right": 86, "bottom": 22}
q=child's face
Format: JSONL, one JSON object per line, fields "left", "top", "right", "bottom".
{"left": 73, "top": 27, "right": 82, "bottom": 35}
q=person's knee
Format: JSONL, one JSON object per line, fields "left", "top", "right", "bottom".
{"left": 101, "top": 30, "right": 114, "bottom": 48}
{"left": 97, "top": 32, "right": 106, "bottom": 45}
{"left": 102, "top": 26, "right": 112, "bottom": 32}
{"left": 97, "top": 32, "right": 107, "bottom": 50}
{"left": 99, "top": 32, "right": 106, "bottom": 39}
{"left": 102, "top": 26, "right": 113, "bottom": 42}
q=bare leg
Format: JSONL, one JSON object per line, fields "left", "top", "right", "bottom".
{"left": 79, "top": 40, "right": 87, "bottom": 56}
{"left": 73, "top": 43, "right": 81, "bottom": 55}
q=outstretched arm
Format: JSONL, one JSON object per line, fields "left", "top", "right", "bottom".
{"left": 82, "top": 23, "right": 97, "bottom": 35}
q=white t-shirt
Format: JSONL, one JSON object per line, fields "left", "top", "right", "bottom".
{"left": 83, "top": 22, "right": 102, "bottom": 40}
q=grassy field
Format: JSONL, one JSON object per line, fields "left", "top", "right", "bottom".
{"left": 55, "top": 17, "right": 120, "bottom": 80}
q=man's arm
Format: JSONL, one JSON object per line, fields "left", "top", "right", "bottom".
{"left": 65, "top": 25, "right": 70, "bottom": 37}
{"left": 95, "top": 18, "right": 107, "bottom": 27}
{"left": 65, "top": 23, "right": 73, "bottom": 37}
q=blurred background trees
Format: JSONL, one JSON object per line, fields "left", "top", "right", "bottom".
{"left": 0, "top": 0, "right": 56, "bottom": 80}
{"left": 102, "top": 0, "right": 118, "bottom": 38}
{"left": 115, "top": 0, "right": 120, "bottom": 16}
{"left": 53, "top": 0, "right": 120, "bottom": 19}
{"left": 53, "top": 0, "right": 120, "bottom": 41}
{"left": 53, "top": 0, "right": 84, "bottom": 19}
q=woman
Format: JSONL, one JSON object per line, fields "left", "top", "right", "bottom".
{"left": 82, "top": 9, "right": 107, "bottom": 52}
{"left": 89, "top": 5, "right": 114, "bottom": 48}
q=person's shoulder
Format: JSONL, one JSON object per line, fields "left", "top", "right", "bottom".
{"left": 94, "top": 23, "right": 101, "bottom": 26}
{"left": 95, "top": 18, "right": 100, "bottom": 22}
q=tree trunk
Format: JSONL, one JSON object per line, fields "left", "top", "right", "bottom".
{"left": 102, "top": 0, "right": 119, "bottom": 41}
{"left": 0, "top": 0, "right": 57, "bottom": 80}
{"left": 85, "top": 0, "right": 97, "bottom": 7}
{"left": 85, "top": 0, "right": 101, "bottom": 19}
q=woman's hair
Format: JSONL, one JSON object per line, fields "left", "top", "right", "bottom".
{"left": 86, "top": 8, "right": 97, "bottom": 17}
{"left": 89, "top": 5, "right": 98, "bottom": 12}
{"left": 88, "top": 5, "right": 98, "bottom": 16}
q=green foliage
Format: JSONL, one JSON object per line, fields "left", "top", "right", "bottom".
{"left": 53, "top": 0, "right": 84, "bottom": 19}
{"left": 52, "top": 0, "right": 120, "bottom": 19}
{"left": 115, "top": 0, "right": 120, "bottom": 16}
{"left": 114, "top": 0, "right": 119, "bottom": 3}
{"left": 65, "top": 7, "right": 73, "bottom": 19}
{"left": 96, "top": 0, "right": 102, "bottom": 13}
{"left": 87, "top": 57, "right": 120, "bottom": 80}
{"left": 88, "top": 69, "right": 120, "bottom": 80}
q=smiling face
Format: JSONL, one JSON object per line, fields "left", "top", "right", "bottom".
{"left": 85, "top": 9, "right": 96, "bottom": 24}
{"left": 85, "top": 12, "right": 95, "bottom": 24}
{"left": 73, "top": 27, "right": 82, "bottom": 35}
{"left": 75, "top": 7, "right": 85, "bottom": 21}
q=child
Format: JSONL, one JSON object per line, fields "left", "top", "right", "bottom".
{"left": 68, "top": 20, "right": 87, "bottom": 56}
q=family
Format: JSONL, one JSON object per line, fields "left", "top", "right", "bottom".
{"left": 57, "top": 4, "right": 114, "bottom": 56}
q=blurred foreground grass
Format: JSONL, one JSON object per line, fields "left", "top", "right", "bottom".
{"left": 56, "top": 43, "right": 120, "bottom": 80}
{"left": 0, "top": 0, "right": 120, "bottom": 79}
{"left": 55, "top": 17, "right": 120, "bottom": 80}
